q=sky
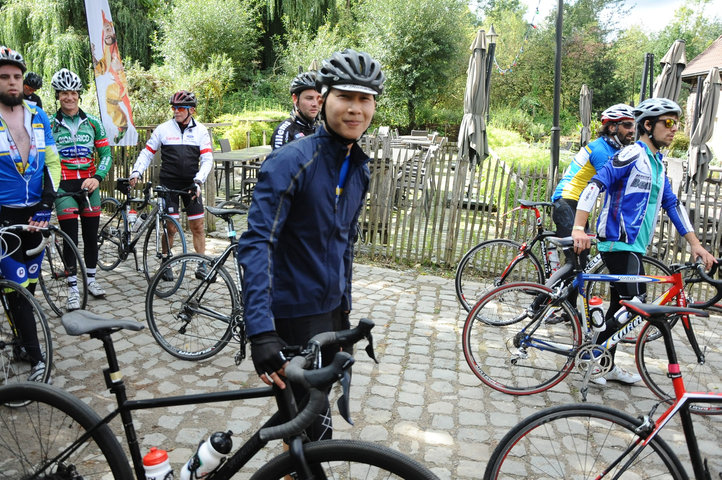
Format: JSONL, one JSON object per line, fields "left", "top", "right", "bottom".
{"left": 520, "top": 0, "right": 722, "bottom": 33}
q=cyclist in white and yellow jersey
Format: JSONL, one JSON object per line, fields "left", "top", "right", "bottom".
{"left": 551, "top": 103, "right": 635, "bottom": 267}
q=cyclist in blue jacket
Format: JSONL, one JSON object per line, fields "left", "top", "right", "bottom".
{"left": 238, "top": 49, "right": 385, "bottom": 440}
{"left": 572, "top": 97, "right": 716, "bottom": 385}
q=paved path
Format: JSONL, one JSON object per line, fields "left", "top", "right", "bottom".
{"left": 43, "top": 235, "right": 721, "bottom": 478}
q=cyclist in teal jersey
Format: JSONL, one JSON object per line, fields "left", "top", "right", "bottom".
{"left": 0, "top": 46, "right": 61, "bottom": 381}
{"left": 572, "top": 97, "right": 716, "bottom": 385}
{"left": 50, "top": 68, "right": 113, "bottom": 309}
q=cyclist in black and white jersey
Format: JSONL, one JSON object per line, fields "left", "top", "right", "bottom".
{"left": 270, "top": 71, "right": 321, "bottom": 150}
{"left": 129, "top": 90, "right": 213, "bottom": 277}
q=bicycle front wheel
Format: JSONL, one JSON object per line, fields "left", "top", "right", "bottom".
{"left": 456, "top": 239, "right": 544, "bottom": 312}
{"left": 0, "top": 280, "right": 52, "bottom": 392}
{"left": 462, "top": 283, "right": 582, "bottom": 394}
{"left": 0, "top": 382, "right": 132, "bottom": 479}
{"left": 146, "top": 254, "right": 237, "bottom": 360}
{"left": 39, "top": 227, "right": 88, "bottom": 316}
{"left": 483, "top": 403, "right": 687, "bottom": 479}
{"left": 97, "top": 197, "right": 124, "bottom": 271}
{"left": 142, "top": 215, "right": 187, "bottom": 283}
{"left": 250, "top": 439, "right": 439, "bottom": 479}
{"left": 636, "top": 315, "right": 722, "bottom": 415}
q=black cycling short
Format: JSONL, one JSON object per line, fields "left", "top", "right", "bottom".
{"left": 159, "top": 178, "right": 204, "bottom": 220}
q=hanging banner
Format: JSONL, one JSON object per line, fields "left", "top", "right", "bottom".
{"left": 84, "top": 0, "right": 138, "bottom": 146}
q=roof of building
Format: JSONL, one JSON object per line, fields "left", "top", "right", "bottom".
{"left": 682, "top": 35, "right": 722, "bottom": 80}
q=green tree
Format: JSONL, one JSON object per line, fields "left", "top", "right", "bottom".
{"left": 358, "top": 0, "right": 472, "bottom": 129}
{"left": 155, "top": 0, "right": 260, "bottom": 85}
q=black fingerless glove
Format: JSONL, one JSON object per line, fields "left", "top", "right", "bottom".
{"left": 250, "top": 331, "right": 288, "bottom": 376}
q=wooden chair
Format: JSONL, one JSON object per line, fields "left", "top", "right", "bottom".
{"left": 214, "top": 138, "right": 233, "bottom": 196}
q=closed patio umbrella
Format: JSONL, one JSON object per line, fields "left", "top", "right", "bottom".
{"left": 688, "top": 67, "right": 721, "bottom": 185}
{"left": 579, "top": 84, "right": 592, "bottom": 147}
{"left": 457, "top": 29, "right": 488, "bottom": 166}
{"left": 653, "top": 39, "right": 687, "bottom": 102}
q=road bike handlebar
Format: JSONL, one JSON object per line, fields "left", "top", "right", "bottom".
{"left": 259, "top": 318, "right": 377, "bottom": 442}
{"left": 0, "top": 224, "right": 53, "bottom": 257}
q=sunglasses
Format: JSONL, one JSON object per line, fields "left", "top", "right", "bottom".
{"left": 618, "top": 121, "right": 634, "bottom": 128}
{"left": 658, "top": 118, "right": 678, "bottom": 129}
{"left": 171, "top": 105, "right": 191, "bottom": 111}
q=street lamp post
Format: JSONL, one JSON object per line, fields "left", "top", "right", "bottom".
{"left": 550, "top": 0, "right": 563, "bottom": 186}
{"left": 485, "top": 24, "right": 498, "bottom": 124}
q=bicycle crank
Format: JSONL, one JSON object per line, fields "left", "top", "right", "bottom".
{"left": 575, "top": 343, "right": 613, "bottom": 379}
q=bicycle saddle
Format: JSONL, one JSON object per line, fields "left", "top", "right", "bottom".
{"left": 62, "top": 310, "right": 144, "bottom": 336}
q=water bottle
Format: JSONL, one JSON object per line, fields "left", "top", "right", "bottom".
{"left": 143, "top": 447, "right": 174, "bottom": 480}
{"left": 127, "top": 208, "right": 137, "bottom": 229}
{"left": 180, "top": 431, "right": 233, "bottom": 480}
{"left": 588, "top": 296, "right": 605, "bottom": 332}
{"left": 547, "top": 245, "right": 561, "bottom": 272}
{"left": 133, "top": 211, "right": 146, "bottom": 232}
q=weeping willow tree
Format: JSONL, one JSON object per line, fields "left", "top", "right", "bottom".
{"left": 0, "top": 0, "right": 158, "bottom": 83}
{"left": 257, "top": 0, "right": 342, "bottom": 68}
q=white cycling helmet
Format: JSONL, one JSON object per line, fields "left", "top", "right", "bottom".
{"left": 633, "top": 98, "right": 681, "bottom": 123}
{"left": 51, "top": 68, "right": 83, "bottom": 92}
{"left": 600, "top": 103, "right": 634, "bottom": 124}
{"left": 0, "top": 46, "right": 26, "bottom": 72}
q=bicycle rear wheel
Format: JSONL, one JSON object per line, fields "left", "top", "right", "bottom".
{"left": 142, "top": 215, "right": 187, "bottom": 283}
{"left": 462, "top": 283, "right": 582, "bottom": 394}
{"left": 0, "top": 279, "right": 52, "bottom": 394}
{"left": 0, "top": 382, "right": 132, "bottom": 479}
{"left": 146, "top": 254, "right": 237, "bottom": 360}
{"left": 483, "top": 403, "right": 687, "bottom": 479}
{"left": 250, "top": 439, "right": 439, "bottom": 479}
{"left": 97, "top": 197, "right": 124, "bottom": 271}
{"left": 39, "top": 227, "right": 88, "bottom": 316}
{"left": 636, "top": 314, "right": 722, "bottom": 415}
{"left": 456, "top": 239, "right": 545, "bottom": 312}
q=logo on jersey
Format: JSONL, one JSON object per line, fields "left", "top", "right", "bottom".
{"left": 59, "top": 145, "right": 93, "bottom": 158}
{"left": 28, "top": 264, "right": 39, "bottom": 275}
{"left": 16, "top": 266, "right": 26, "bottom": 278}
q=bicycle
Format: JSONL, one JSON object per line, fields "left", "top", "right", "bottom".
{"left": 454, "top": 199, "right": 671, "bottom": 313}
{"left": 38, "top": 189, "right": 90, "bottom": 316}
{"left": 0, "top": 310, "right": 439, "bottom": 479}
{"left": 483, "top": 277, "right": 722, "bottom": 479}
{"left": 145, "top": 203, "right": 248, "bottom": 362}
{"left": 97, "top": 178, "right": 188, "bottom": 282}
{"left": 462, "top": 235, "right": 721, "bottom": 406}
{"left": 0, "top": 224, "right": 53, "bottom": 389}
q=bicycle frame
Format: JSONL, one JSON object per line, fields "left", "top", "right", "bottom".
{"left": 607, "top": 302, "right": 722, "bottom": 480}
{"left": 503, "top": 203, "right": 558, "bottom": 280}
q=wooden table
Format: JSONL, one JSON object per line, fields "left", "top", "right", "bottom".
{"left": 214, "top": 145, "right": 272, "bottom": 200}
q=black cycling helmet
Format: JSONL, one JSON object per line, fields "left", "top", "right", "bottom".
{"left": 24, "top": 72, "right": 43, "bottom": 90}
{"left": 316, "top": 49, "right": 385, "bottom": 96}
{"left": 169, "top": 90, "right": 197, "bottom": 107}
{"left": 0, "top": 46, "right": 26, "bottom": 73}
{"left": 290, "top": 71, "right": 317, "bottom": 95}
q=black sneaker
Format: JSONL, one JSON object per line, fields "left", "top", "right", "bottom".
{"left": 195, "top": 261, "right": 211, "bottom": 281}
{"left": 161, "top": 268, "right": 175, "bottom": 282}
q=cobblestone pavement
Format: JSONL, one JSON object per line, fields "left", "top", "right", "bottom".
{"left": 42, "top": 235, "right": 721, "bottom": 478}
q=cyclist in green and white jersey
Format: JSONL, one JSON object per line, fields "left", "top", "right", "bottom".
{"left": 50, "top": 68, "right": 113, "bottom": 309}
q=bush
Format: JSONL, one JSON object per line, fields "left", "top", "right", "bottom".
{"left": 213, "top": 113, "right": 285, "bottom": 149}
{"left": 668, "top": 130, "right": 689, "bottom": 158}
{"left": 489, "top": 106, "right": 547, "bottom": 142}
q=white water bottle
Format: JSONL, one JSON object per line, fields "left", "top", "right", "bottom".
{"left": 127, "top": 208, "right": 137, "bottom": 228}
{"left": 589, "top": 296, "right": 605, "bottom": 332}
{"left": 547, "top": 246, "right": 561, "bottom": 271}
{"left": 180, "top": 431, "right": 233, "bottom": 480}
{"left": 143, "top": 447, "right": 174, "bottom": 480}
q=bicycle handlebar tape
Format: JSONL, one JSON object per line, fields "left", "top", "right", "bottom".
{"left": 259, "top": 352, "right": 353, "bottom": 442}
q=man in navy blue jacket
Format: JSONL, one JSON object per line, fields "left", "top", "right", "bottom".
{"left": 238, "top": 49, "right": 385, "bottom": 440}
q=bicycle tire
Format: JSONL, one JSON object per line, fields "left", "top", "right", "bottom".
{"left": 0, "top": 382, "right": 132, "bottom": 479}
{"left": 0, "top": 279, "right": 53, "bottom": 395}
{"left": 146, "top": 254, "right": 237, "bottom": 360}
{"left": 462, "top": 282, "right": 583, "bottom": 394}
{"left": 97, "top": 197, "right": 124, "bottom": 271}
{"left": 636, "top": 314, "right": 722, "bottom": 415}
{"left": 39, "top": 227, "right": 88, "bottom": 316}
{"left": 142, "top": 214, "right": 187, "bottom": 283}
{"left": 587, "top": 255, "right": 673, "bottom": 344}
{"left": 483, "top": 403, "right": 687, "bottom": 479}
{"left": 250, "top": 439, "right": 439, "bottom": 479}
{"left": 456, "top": 239, "right": 545, "bottom": 312}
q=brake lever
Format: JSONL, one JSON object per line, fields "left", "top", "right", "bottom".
{"left": 337, "top": 369, "right": 353, "bottom": 425}
{"left": 364, "top": 331, "right": 379, "bottom": 364}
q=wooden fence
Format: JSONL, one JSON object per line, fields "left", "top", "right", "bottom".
{"left": 101, "top": 128, "right": 722, "bottom": 270}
